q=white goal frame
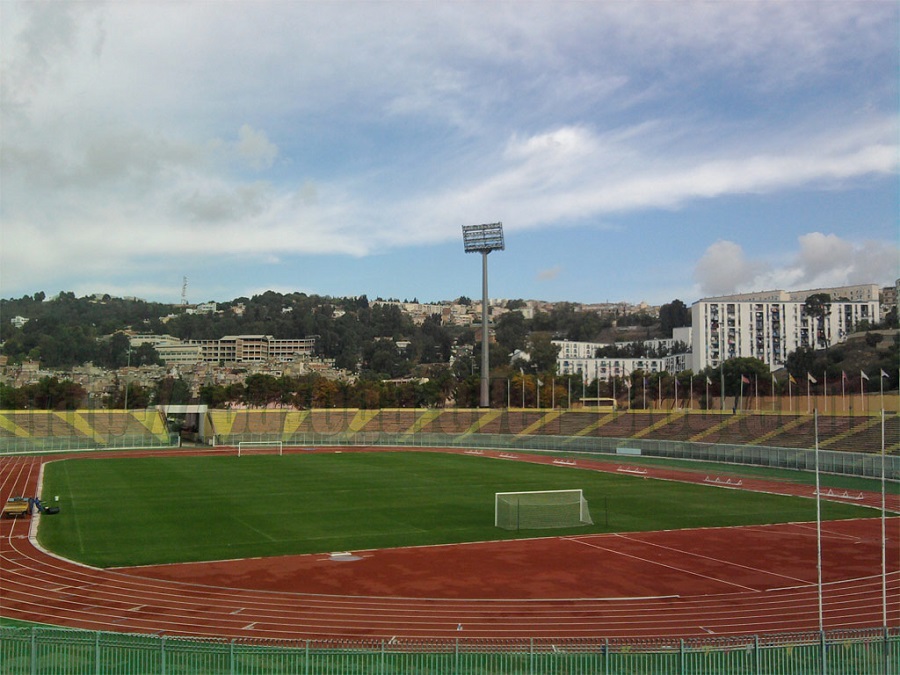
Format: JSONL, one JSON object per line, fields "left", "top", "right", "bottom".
{"left": 494, "top": 489, "right": 592, "bottom": 530}
{"left": 237, "top": 440, "right": 284, "bottom": 457}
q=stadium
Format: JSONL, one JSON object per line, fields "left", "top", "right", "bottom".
{"left": 1, "top": 406, "right": 898, "bottom": 674}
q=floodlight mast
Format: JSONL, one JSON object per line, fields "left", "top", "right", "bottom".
{"left": 462, "top": 222, "right": 504, "bottom": 408}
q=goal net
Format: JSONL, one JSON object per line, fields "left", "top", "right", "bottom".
{"left": 237, "top": 440, "right": 283, "bottom": 457}
{"left": 495, "top": 489, "right": 593, "bottom": 530}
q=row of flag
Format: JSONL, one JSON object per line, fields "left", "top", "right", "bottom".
{"left": 788, "top": 369, "right": 890, "bottom": 385}
{"left": 702, "top": 370, "right": 891, "bottom": 386}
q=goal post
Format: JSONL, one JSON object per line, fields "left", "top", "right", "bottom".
{"left": 495, "top": 489, "right": 593, "bottom": 530}
{"left": 237, "top": 440, "right": 283, "bottom": 457}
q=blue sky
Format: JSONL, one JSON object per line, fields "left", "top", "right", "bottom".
{"left": 1, "top": 1, "right": 897, "bottom": 307}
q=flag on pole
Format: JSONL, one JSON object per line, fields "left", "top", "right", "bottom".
{"left": 881, "top": 369, "right": 890, "bottom": 379}
{"left": 706, "top": 376, "right": 712, "bottom": 385}
{"left": 861, "top": 370, "right": 870, "bottom": 381}
{"left": 807, "top": 372, "right": 817, "bottom": 384}
{"left": 789, "top": 374, "right": 797, "bottom": 384}
{"left": 741, "top": 375, "right": 750, "bottom": 384}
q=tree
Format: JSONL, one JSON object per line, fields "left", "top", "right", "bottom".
{"left": 803, "top": 293, "right": 832, "bottom": 349}
{"left": 786, "top": 346, "right": 817, "bottom": 382}
{"left": 659, "top": 299, "right": 691, "bottom": 336}
{"left": 528, "top": 334, "right": 560, "bottom": 374}
{"left": 494, "top": 311, "right": 528, "bottom": 356}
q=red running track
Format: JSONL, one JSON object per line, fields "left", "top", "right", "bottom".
{"left": 1, "top": 449, "right": 897, "bottom": 640}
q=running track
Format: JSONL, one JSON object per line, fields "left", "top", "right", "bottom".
{"left": 1, "top": 449, "right": 897, "bottom": 640}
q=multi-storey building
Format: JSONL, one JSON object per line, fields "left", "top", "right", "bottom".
{"left": 554, "top": 328, "right": 692, "bottom": 383}
{"left": 127, "top": 334, "right": 316, "bottom": 366}
{"left": 691, "top": 286, "right": 880, "bottom": 373}
{"left": 188, "top": 335, "right": 316, "bottom": 364}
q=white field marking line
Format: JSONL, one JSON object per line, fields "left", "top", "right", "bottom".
{"left": 790, "top": 522, "right": 867, "bottom": 543}
{"left": 59, "top": 460, "right": 86, "bottom": 555}
{"left": 566, "top": 537, "right": 761, "bottom": 592}
{"left": 610, "top": 533, "right": 810, "bottom": 585}
{"left": 232, "top": 516, "right": 277, "bottom": 542}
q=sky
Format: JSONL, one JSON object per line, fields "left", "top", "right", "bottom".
{"left": 1, "top": 1, "right": 898, "bottom": 308}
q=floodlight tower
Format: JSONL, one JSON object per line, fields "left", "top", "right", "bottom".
{"left": 462, "top": 222, "right": 504, "bottom": 408}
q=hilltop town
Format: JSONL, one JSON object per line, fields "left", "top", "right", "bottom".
{"left": 1, "top": 282, "right": 897, "bottom": 411}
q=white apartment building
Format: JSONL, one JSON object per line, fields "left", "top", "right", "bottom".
{"left": 691, "top": 286, "right": 880, "bottom": 373}
{"left": 189, "top": 335, "right": 316, "bottom": 364}
{"left": 554, "top": 328, "right": 692, "bottom": 383}
{"left": 127, "top": 334, "right": 316, "bottom": 365}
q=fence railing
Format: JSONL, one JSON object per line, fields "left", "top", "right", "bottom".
{"left": 0, "top": 432, "right": 179, "bottom": 454}
{"left": 1, "top": 627, "right": 896, "bottom": 675}
{"left": 213, "top": 431, "right": 900, "bottom": 481}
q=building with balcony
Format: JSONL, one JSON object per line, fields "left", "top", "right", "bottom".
{"left": 691, "top": 286, "right": 880, "bottom": 373}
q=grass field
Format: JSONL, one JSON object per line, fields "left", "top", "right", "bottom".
{"left": 37, "top": 451, "right": 881, "bottom": 568}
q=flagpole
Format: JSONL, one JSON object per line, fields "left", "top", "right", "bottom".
{"left": 823, "top": 371, "right": 827, "bottom": 413}
{"left": 689, "top": 375, "right": 693, "bottom": 411}
{"left": 881, "top": 408, "right": 887, "bottom": 631}
{"left": 754, "top": 374, "right": 758, "bottom": 411}
{"left": 807, "top": 375, "right": 811, "bottom": 413}
{"left": 814, "top": 408, "right": 825, "bottom": 667}
{"left": 771, "top": 374, "right": 776, "bottom": 412}
{"left": 841, "top": 372, "right": 845, "bottom": 412}
{"left": 705, "top": 377, "right": 709, "bottom": 411}
{"left": 861, "top": 371, "right": 867, "bottom": 413}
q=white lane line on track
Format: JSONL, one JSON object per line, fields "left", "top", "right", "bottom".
{"left": 566, "top": 537, "right": 761, "bottom": 592}
{"left": 609, "top": 533, "right": 810, "bottom": 585}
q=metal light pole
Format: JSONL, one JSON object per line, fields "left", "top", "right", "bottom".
{"left": 462, "top": 222, "right": 504, "bottom": 408}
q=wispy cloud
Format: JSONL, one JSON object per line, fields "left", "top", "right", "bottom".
{"left": 1, "top": 1, "right": 896, "bottom": 302}
{"left": 693, "top": 234, "right": 900, "bottom": 297}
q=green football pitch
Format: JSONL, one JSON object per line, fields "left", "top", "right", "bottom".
{"left": 37, "top": 451, "right": 879, "bottom": 568}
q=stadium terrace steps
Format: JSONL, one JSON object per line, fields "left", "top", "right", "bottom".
{"left": 459, "top": 410, "right": 503, "bottom": 436}
{"left": 284, "top": 410, "right": 311, "bottom": 435}
{"left": 819, "top": 416, "right": 880, "bottom": 449}
{"left": 566, "top": 412, "right": 617, "bottom": 438}
{"left": 4, "top": 408, "right": 895, "bottom": 454}
{"left": 640, "top": 412, "right": 723, "bottom": 441}
{"left": 403, "top": 409, "right": 443, "bottom": 435}
{"left": 348, "top": 410, "right": 378, "bottom": 433}
{"left": 54, "top": 412, "right": 94, "bottom": 440}
{"left": 631, "top": 411, "right": 686, "bottom": 439}
{"left": 515, "top": 411, "right": 563, "bottom": 437}
{"left": 0, "top": 413, "right": 31, "bottom": 438}
{"left": 690, "top": 415, "right": 742, "bottom": 443}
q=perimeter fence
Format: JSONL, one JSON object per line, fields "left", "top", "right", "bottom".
{"left": 214, "top": 431, "right": 900, "bottom": 481}
{"left": 1, "top": 627, "right": 897, "bottom": 674}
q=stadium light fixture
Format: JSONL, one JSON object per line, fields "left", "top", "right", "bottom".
{"left": 462, "top": 222, "right": 504, "bottom": 408}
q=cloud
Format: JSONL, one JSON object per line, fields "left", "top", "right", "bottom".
{"left": 0, "top": 2, "right": 897, "bottom": 302}
{"left": 694, "top": 241, "right": 767, "bottom": 297}
{"left": 693, "top": 234, "right": 900, "bottom": 298}
{"left": 537, "top": 266, "right": 562, "bottom": 282}
{"left": 235, "top": 125, "right": 278, "bottom": 171}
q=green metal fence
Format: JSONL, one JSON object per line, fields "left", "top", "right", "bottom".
{"left": 1, "top": 627, "right": 897, "bottom": 674}
{"left": 213, "top": 430, "right": 900, "bottom": 481}
{"left": 0, "top": 433, "right": 179, "bottom": 454}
